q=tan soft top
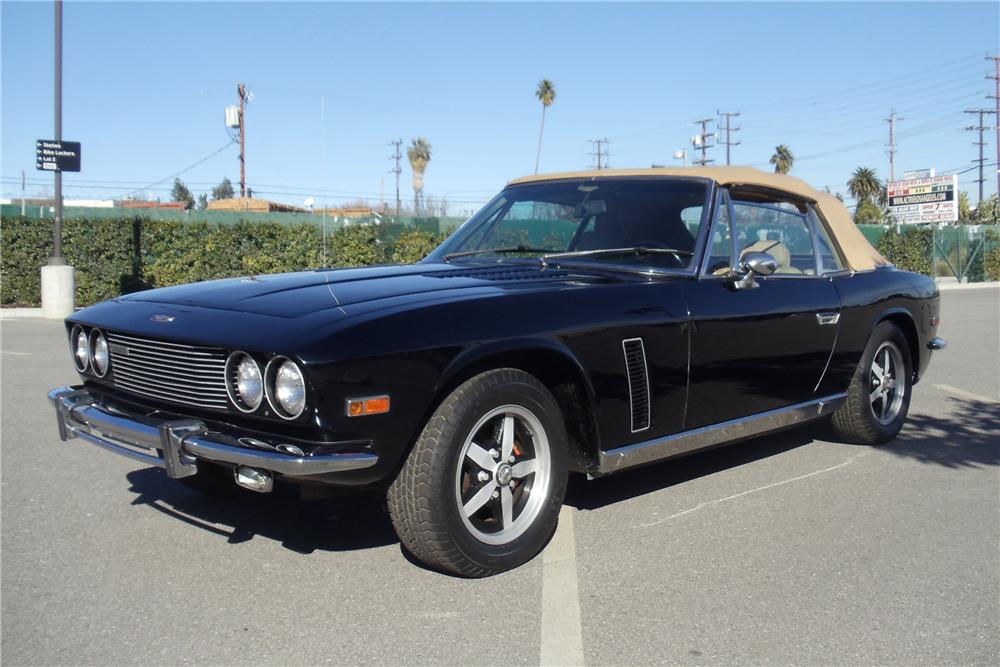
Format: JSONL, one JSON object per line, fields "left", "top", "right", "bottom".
{"left": 509, "top": 167, "right": 888, "bottom": 272}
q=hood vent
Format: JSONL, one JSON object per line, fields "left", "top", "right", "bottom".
{"left": 622, "top": 338, "right": 651, "bottom": 432}
{"left": 429, "top": 267, "right": 569, "bottom": 281}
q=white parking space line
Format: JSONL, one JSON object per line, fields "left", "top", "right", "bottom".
{"left": 639, "top": 452, "right": 868, "bottom": 529}
{"left": 540, "top": 505, "right": 585, "bottom": 667}
{"left": 0, "top": 350, "right": 29, "bottom": 356}
{"left": 934, "top": 383, "right": 998, "bottom": 404}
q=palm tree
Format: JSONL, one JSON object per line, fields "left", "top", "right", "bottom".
{"left": 847, "top": 167, "right": 883, "bottom": 205}
{"left": 534, "top": 79, "right": 556, "bottom": 174}
{"left": 407, "top": 138, "right": 432, "bottom": 216}
{"left": 769, "top": 145, "right": 794, "bottom": 174}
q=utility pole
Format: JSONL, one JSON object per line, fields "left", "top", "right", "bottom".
{"left": 51, "top": 0, "right": 64, "bottom": 263}
{"left": 691, "top": 118, "right": 716, "bottom": 166}
{"left": 589, "top": 138, "right": 610, "bottom": 170}
{"left": 388, "top": 138, "right": 402, "bottom": 217}
{"left": 717, "top": 111, "right": 740, "bottom": 166}
{"left": 885, "top": 109, "right": 903, "bottom": 183}
{"left": 988, "top": 55, "right": 999, "bottom": 199}
{"left": 964, "top": 108, "right": 997, "bottom": 204}
{"left": 237, "top": 83, "right": 250, "bottom": 197}
{"left": 42, "top": 0, "right": 74, "bottom": 319}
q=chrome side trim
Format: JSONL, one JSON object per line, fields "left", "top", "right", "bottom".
{"left": 598, "top": 393, "right": 847, "bottom": 474}
{"left": 816, "top": 312, "right": 840, "bottom": 326}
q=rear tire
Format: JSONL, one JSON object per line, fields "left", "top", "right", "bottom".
{"left": 830, "top": 321, "right": 912, "bottom": 445}
{"left": 387, "top": 369, "right": 568, "bottom": 577}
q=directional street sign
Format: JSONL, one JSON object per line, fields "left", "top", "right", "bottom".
{"left": 35, "top": 139, "right": 81, "bottom": 172}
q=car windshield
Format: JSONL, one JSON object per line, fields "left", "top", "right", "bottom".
{"left": 426, "top": 178, "right": 711, "bottom": 271}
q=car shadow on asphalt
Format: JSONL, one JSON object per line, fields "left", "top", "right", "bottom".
{"left": 565, "top": 397, "right": 1000, "bottom": 511}
{"left": 125, "top": 469, "right": 398, "bottom": 553}
{"left": 122, "top": 397, "right": 998, "bottom": 555}
{"left": 881, "top": 397, "right": 1000, "bottom": 469}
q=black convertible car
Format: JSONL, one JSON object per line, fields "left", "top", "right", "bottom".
{"left": 49, "top": 167, "right": 945, "bottom": 576}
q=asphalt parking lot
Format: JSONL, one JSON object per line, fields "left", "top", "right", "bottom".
{"left": 2, "top": 288, "right": 998, "bottom": 666}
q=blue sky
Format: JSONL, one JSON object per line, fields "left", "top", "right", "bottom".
{"left": 2, "top": 1, "right": 998, "bottom": 214}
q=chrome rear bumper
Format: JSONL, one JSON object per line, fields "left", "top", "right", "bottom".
{"left": 48, "top": 386, "right": 378, "bottom": 479}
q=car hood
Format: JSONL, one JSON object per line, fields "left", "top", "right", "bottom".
{"left": 116, "top": 262, "right": 605, "bottom": 318}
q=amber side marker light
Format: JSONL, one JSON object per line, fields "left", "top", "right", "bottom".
{"left": 346, "top": 395, "right": 390, "bottom": 417}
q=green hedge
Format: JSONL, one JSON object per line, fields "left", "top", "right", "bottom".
{"left": 985, "top": 245, "right": 1000, "bottom": 282}
{"left": 1, "top": 216, "right": 443, "bottom": 307}
{"left": 876, "top": 226, "right": 933, "bottom": 276}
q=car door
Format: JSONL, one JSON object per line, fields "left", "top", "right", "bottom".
{"left": 682, "top": 189, "right": 841, "bottom": 430}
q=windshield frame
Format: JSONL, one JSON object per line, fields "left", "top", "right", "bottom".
{"left": 424, "top": 176, "right": 718, "bottom": 276}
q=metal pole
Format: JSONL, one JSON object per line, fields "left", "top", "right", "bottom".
{"left": 238, "top": 83, "right": 247, "bottom": 198}
{"left": 50, "top": 0, "right": 65, "bottom": 264}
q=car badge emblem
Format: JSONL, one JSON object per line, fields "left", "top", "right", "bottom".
{"left": 150, "top": 314, "right": 175, "bottom": 323}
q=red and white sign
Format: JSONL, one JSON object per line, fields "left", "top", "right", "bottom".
{"left": 887, "top": 174, "right": 958, "bottom": 224}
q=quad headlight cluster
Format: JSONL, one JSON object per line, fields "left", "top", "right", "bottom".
{"left": 225, "top": 352, "right": 306, "bottom": 419}
{"left": 69, "top": 324, "right": 110, "bottom": 377}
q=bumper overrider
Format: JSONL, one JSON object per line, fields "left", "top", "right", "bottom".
{"left": 48, "top": 386, "right": 378, "bottom": 491}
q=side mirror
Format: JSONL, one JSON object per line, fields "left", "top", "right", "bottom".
{"left": 727, "top": 251, "right": 777, "bottom": 290}
{"left": 740, "top": 251, "right": 778, "bottom": 276}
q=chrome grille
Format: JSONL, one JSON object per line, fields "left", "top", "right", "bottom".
{"left": 107, "top": 332, "right": 229, "bottom": 410}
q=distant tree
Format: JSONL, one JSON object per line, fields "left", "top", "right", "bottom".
{"left": 212, "top": 177, "right": 235, "bottom": 200}
{"left": 407, "top": 138, "right": 432, "bottom": 216}
{"left": 170, "top": 178, "right": 195, "bottom": 210}
{"left": 847, "top": 167, "right": 883, "bottom": 205}
{"left": 196, "top": 193, "right": 209, "bottom": 210}
{"left": 769, "top": 145, "right": 794, "bottom": 174}
{"left": 534, "top": 79, "right": 556, "bottom": 174}
{"left": 854, "top": 199, "right": 883, "bottom": 225}
{"left": 958, "top": 191, "right": 971, "bottom": 221}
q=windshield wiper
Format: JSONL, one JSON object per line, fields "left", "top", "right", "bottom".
{"left": 542, "top": 246, "right": 694, "bottom": 262}
{"left": 443, "top": 245, "right": 558, "bottom": 261}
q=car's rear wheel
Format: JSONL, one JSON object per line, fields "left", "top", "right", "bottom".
{"left": 387, "top": 369, "right": 568, "bottom": 577}
{"left": 830, "top": 321, "right": 912, "bottom": 445}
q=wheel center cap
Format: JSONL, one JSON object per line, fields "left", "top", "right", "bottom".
{"left": 496, "top": 463, "right": 513, "bottom": 486}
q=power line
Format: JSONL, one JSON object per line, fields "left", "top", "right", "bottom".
{"left": 121, "top": 141, "right": 237, "bottom": 199}
{"left": 717, "top": 111, "right": 740, "bottom": 166}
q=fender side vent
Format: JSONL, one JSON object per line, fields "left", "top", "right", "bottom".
{"left": 622, "top": 338, "right": 650, "bottom": 432}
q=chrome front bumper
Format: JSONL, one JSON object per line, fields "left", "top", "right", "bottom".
{"left": 48, "top": 386, "right": 378, "bottom": 480}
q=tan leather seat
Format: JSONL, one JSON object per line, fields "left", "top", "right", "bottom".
{"left": 739, "top": 240, "right": 802, "bottom": 274}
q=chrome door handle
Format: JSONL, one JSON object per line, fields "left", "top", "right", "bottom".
{"left": 816, "top": 312, "right": 840, "bottom": 326}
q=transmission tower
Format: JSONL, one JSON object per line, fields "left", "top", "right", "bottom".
{"left": 965, "top": 108, "right": 997, "bottom": 204}
{"left": 589, "top": 139, "right": 610, "bottom": 170}
{"left": 717, "top": 111, "right": 740, "bottom": 166}
{"left": 691, "top": 118, "right": 715, "bottom": 166}
{"left": 388, "top": 139, "right": 402, "bottom": 217}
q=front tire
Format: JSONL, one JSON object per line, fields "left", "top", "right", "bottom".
{"left": 830, "top": 321, "right": 912, "bottom": 445}
{"left": 387, "top": 369, "right": 568, "bottom": 577}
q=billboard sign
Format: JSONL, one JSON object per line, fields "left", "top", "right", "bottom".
{"left": 903, "top": 168, "right": 935, "bottom": 180}
{"left": 887, "top": 174, "right": 958, "bottom": 224}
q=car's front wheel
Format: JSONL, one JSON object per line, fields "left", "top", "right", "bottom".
{"left": 830, "top": 321, "right": 912, "bottom": 445}
{"left": 387, "top": 369, "right": 568, "bottom": 577}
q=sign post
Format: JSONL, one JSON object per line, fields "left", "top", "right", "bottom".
{"left": 887, "top": 174, "right": 959, "bottom": 224}
{"left": 41, "top": 0, "right": 75, "bottom": 319}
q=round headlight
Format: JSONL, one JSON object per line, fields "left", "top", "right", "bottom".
{"left": 71, "top": 325, "right": 89, "bottom": 372}
{"left": 90, "top": 329, "right": 109, "bottom": 377}
{"left": 225, "top": 352, "right": 263, "bottom": 412}
{"left": 266, "top": 357, "right": 306, "bottom": 419}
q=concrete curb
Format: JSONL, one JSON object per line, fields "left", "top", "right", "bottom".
{"left": 1, "top": 308, "right": 45, "bottom": 320}
{"left": 936, "top": 281, "right": 1000, "bottom": 291}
